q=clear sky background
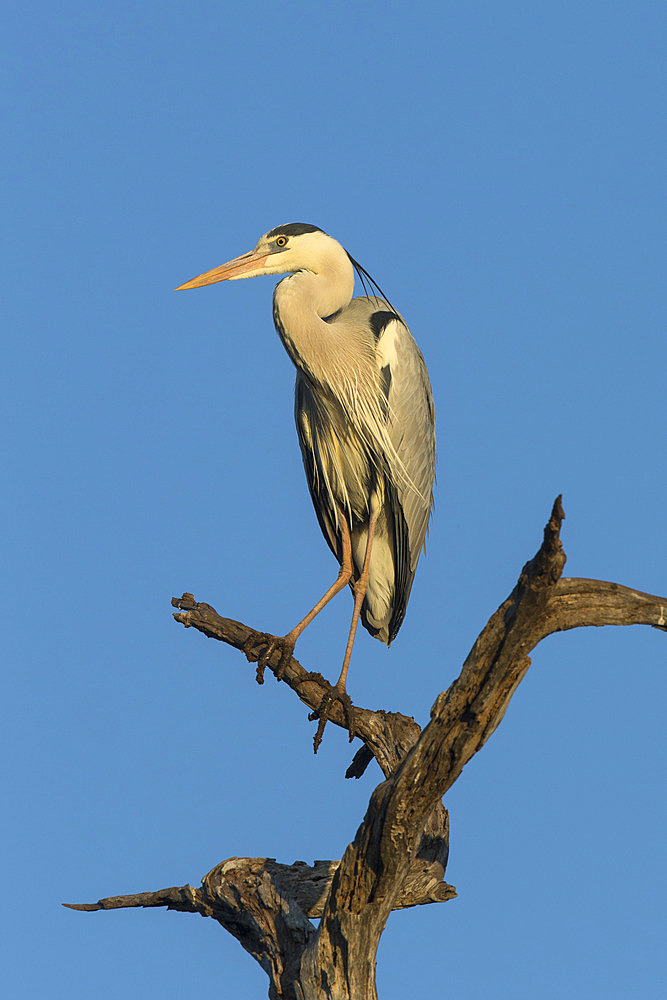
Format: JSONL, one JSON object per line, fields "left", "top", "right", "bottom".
{"left": 3, "top": 2, "right": 666, "bottom": 997}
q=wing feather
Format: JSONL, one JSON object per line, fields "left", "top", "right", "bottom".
{"left": 294, "top": 375, "right": 342, "bottom": 565}
{"left": 372, "top": 312, "right": 435, "bottom": 641}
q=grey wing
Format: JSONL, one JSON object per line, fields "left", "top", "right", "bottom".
{"left": 294, "top": 374, "right": 343, "bottom": 565}
{"left": 374, "top": 312, "right": 435, "bottom": 639}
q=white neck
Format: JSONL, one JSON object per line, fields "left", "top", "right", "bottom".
{"left": 272, "top": 260, "right": 356, "bottom": 383}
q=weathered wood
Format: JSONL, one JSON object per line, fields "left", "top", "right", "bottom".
{"left": 64, "top": 855, "right": 456, "bottom": 920}
{"left": 68, "top": 498, "right": 666, "bottom": 999}
{"left": 171, "top": 593, "right": 424, "bottom": 778}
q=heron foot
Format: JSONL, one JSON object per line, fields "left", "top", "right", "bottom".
{"left": 309, "top": 682, "right": 355, "bottom": 754}
{"left": 243, "top": 632, "right": 296, "bottom": 684}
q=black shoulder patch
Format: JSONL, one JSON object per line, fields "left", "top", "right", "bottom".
{"left": 369, "top": 310, "right": 398, "bottom": 341}
{"left": 266, "top": 222, "right": 323, "bottom": 239}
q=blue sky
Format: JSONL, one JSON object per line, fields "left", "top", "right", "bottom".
{"left": 3, "top": 2, "right": 666, "bottom": 996}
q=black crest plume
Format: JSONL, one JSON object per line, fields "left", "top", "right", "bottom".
{"left": 346, "top": 252, "right": 398, "bottom": 315}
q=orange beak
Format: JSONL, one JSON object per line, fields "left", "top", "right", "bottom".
{"left": 175, "top": 249, "right": 274, "bottom": 290}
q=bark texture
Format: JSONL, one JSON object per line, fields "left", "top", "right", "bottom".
{"left": 66, "top": 498, "right": 666, "bottom": 999}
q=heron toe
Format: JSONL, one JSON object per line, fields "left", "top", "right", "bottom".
{"left": 243, "top": 632, "right": 296, "bottom": 684}
{"left": 312, "top": 682, "right": 356, "bottom": 754}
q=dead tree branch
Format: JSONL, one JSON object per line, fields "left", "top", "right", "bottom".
{"left": 68, "top": 497, "right": 666, "bottom": 999}
{"left": 64, "top": 856, "right": 457, "bottom": 920}
{"left": 171, "top": 593, "right": 422, "bottom": 778}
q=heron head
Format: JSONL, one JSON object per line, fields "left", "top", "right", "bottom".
{"left": 175, "top": 223, "right": 348, "bottom": 290}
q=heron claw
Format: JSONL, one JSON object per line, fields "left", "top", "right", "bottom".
{"left": 243, "top": 633, "right": 295, "bottom": 684}
{"left": 312, "top": 683, "right": 355, "bottom": 753}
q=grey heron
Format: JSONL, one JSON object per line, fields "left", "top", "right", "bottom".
{"left": 177, "top": 223, "right": 435, "bottom": 743}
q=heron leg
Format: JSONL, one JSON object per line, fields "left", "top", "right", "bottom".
{"left": 284, "top": 514, "right": 354, "bottom": 649}
{"left": 312, "top": 508, "right": 379, "bottom": 752}
{"left": 337, "top": 507, "right": 379, "bottom": 692}
{"left": 243, "top": 514, "right": 353, "bottom": 682}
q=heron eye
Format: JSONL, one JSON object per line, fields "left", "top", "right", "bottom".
{"left": 276, "top": 236, "right": 288, "bottom": 247}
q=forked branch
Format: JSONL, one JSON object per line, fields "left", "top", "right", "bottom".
{"left": 68, "top": 497, "right": 666, "bottom": 1000}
